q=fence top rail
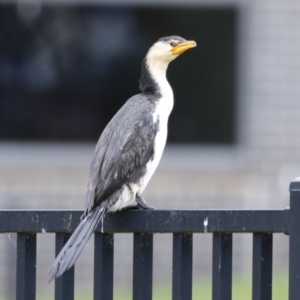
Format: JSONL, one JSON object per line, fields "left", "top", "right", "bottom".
{"left": 0, "top": 209, "right": 289, "bottom": 234}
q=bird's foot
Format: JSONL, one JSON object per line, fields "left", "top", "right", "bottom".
{"left": 121, "top": 195, "right": 156, "bottom": 211}
{"left": 121, "top": 205, "right": 140, "bottom": 211}
{"left": 136, "top": 194, "right": 156, "bottom": 210}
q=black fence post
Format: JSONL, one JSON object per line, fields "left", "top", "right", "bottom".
{"left": 55, "top": 233, "right": 74, "bottom": 300}
{"left": 289, "top": 178, "right": 300, "bottom": 300}
{"left": 252, "top": 233, "right": 273, "bottom": 300}
{"left": 133, "top": 233, "right": 153, "bottom": 300}
{"left": 16, "top": 233, "right": 37, "bottom": 300}
{"left": 212, "top": 233, "right": 232, "bottom": 300}
{"left": 94, "top": 232, "right": 114, "bottom": 300}
{"left": 172, "top": 233, "right": 193, "bottom": 300}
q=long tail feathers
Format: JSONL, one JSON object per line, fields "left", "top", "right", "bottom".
{"left": 47, "top": 206, "right": 105, "bottom": 282}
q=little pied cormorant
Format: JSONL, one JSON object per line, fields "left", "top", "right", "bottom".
{"left": 48, "top": 36, "right": 196, "bottom": 281}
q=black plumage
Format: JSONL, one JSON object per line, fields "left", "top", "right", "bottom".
{"left": 139, "top": 58, "right": 160, "bottom": 95}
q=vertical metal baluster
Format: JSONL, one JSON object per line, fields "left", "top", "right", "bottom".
{"left": 289, "top": 179, "right": 300, "bottom": 300}
{"left": 94, "top": 233, "right": 114, "bottom": 300}
{"left": 212, "top": 233, "right": 232, "bottom": 300}
{"left": 252, "top": 233, "right": 273, "bottom": 300}
{"left": 16, "top": 233, "right": 37, "bottom": 300}
{"left": 55, "top": 233, "right": 74, "bottom": 300}
{"left": 172, "top": 233, "right": 193, "bottom": 300}
{"left": 133, "top": 233, "right": 153, "bottom": 300}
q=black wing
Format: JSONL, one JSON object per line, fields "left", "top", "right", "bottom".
{"left": 83, "top": 94, "right": 158, "bottom": 217}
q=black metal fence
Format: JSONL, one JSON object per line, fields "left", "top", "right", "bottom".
{"left": 2, "top": 179, "right": 300, "bottom": 300}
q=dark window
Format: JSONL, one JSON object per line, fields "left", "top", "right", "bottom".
{"left": 0, "top": 5, "right": 237, "bottom": 144}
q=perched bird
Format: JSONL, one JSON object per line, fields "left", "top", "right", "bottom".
{"left": 48, "top": 36, "right": 196, "bottom": 281}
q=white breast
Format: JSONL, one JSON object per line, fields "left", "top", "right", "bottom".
{"left": 140, "top": 91, "right": 173, "bottom": 193}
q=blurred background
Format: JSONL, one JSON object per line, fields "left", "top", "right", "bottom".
{"left": 0, "top": 0, "right": 299, "bottom": 299}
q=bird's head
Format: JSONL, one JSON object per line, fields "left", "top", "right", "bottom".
{"left": 140, "top": 36, "right": 196, "bottom": 94}
{"left": 146, "top": 36, "right": 197, "bottom": 64}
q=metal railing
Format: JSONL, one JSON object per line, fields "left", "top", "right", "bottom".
{"left": 2, "top": 179, "right": 300, "bottom": 300}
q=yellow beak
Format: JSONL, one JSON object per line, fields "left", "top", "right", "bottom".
{"left": 171, "top": 40, "right": 197, "bottom": 55}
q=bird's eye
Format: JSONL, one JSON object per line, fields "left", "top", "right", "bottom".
{"left": 170, "top": 41, "right": 176, "bottom": 47}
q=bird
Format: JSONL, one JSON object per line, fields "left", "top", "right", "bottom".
{"left": 48, "top": 35, "right": 196, "bottom": 281}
